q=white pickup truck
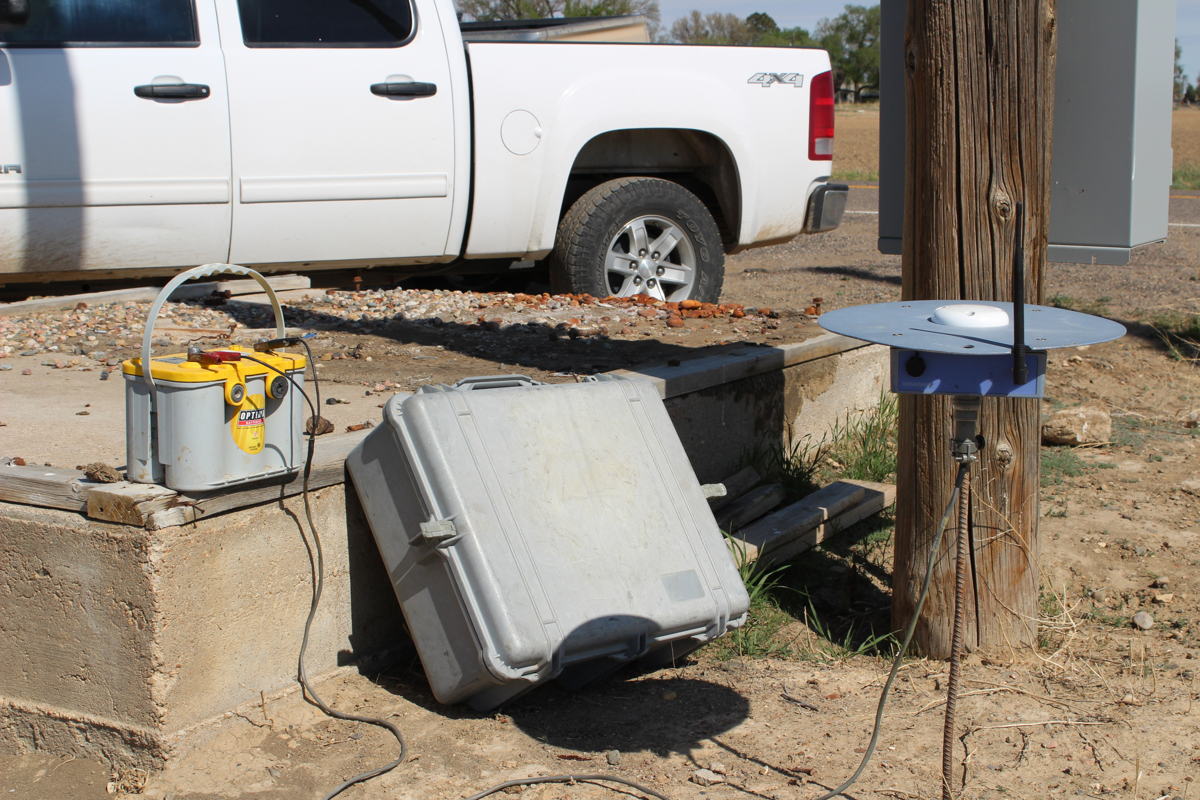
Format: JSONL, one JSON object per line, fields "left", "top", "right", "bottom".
{"left": 0, "top": 0, "right": 846, "bottom": 302}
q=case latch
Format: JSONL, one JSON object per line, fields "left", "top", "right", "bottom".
{"left": 415, "top": 518, "right": 459, "bottom": 545}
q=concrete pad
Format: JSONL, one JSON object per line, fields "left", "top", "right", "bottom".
{"left": 0, "top": 338, "right": 888, "bottom": 770}
{"left": 0, "top": 483, "right": 405, "bottom": 771}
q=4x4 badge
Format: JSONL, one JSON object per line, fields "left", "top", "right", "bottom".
{"left": 748, "top": 73, "right": 803, "bottom": 88}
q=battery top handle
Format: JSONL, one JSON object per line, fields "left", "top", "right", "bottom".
{"left": 138, "top": 264, "right": 286, "bottom": 394}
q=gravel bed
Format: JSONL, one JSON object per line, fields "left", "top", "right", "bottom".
{"left": 0, "top": 287, "right": 796, "bottom": 376}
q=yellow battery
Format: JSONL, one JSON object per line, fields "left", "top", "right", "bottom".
{"left": 123, "top": 345, "right": 307, "bottom": 491}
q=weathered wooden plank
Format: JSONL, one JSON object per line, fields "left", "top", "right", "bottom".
{"left": 708, "top": 466, "right": 762, "bottom": 512}
{"left": 86, "top": 483, "right": 180, "bottom": 526}
{"left": 2, "top": 428, "right": 368, "bottom": 529}
{"left": 0, "top": 464, "right": 92, "bottom": 512}
{"left": 730, "top": 480, "right": 895, "bottom": 565}
{"left": 755, "top": 481, "right": 897, "bottom": 569}
{"left": 715, "top": 483, "right": 786, "bottom": 533}
{"left": 0, "top": 274, "right": 310, "bottom": 317}
{"left": 210, "top": 274, "right": 310, "bottom": 296}
{"left": 733, "top": 480, "right": 869, "bottom": 562}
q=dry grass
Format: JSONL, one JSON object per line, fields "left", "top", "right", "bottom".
{"left": 1172, "top": 107, "right": 1200, "bottom": 189}
{"left": 831, "top": 105, "right": 1198, "bottom": 188}
{"left": 833, "top": 104, "right": 881, "bottom": 182}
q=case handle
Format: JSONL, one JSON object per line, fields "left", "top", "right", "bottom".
{"left": 453, "top": 375, "right": 541, "bottom": 391}
{"left": 139, "top": 264, "right": 286, "bottom": 393}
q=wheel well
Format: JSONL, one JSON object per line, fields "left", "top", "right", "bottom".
{"left": 562, "top": 129, "right": 741, "bottom": 251}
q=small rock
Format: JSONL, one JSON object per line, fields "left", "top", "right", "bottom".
{"left": 691, "top": 769, "right": 724, "bottom": 787}
{"left": 325, "top": 397, "right": 350, "bottom": 405}
{"left": 1183, "top": 409, "right": 1200, "bottom": 429}
{"left": 21, "top": 368, "right": 31, "bottom": 375}
{"left": 345, "top": 421, "right": 374, "bottom": 432}
{"left": 304, "top": 416, "right": 335, "bottom": 436}
{"left": 1181, "top": 480, "right": 1200, "bottom": 496}
{"left": 665, "top": 316, "right": 684, "bottom": 329}
{"left": 100, "top": 371, "right": 110, "bottom": 381}
{"left": 0, "top": 364, "right": 10, "bottom": 371}
{"left": 1119, "top": 693, "right": 1138, "bottom": 705}
{"left": 82, "top": 462, "right": 122, "bottom": 483}
{"left": 605, "top": 750, "right": 621, "bottom": 766}
{"left": 1042, "top": 405, "right": 1112, "bottom": 445}
{"left": 75, "top": 410, "right": 90, "bottom": 416}
{"left": 1132, "top": 611, "right": 1154, "bottom": 630}
{"left": 708, "top": 761, "right": 729, "bottom": 775}
{"left": 1152, "top": 576, "right": 1170, "bottom": 588}
{"left": 1153, "top": 593, "right": 1174, "bottom": 605}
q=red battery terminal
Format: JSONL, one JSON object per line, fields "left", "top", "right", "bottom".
{"left": 187, "top": 347, "right": 244, "bottom": 365}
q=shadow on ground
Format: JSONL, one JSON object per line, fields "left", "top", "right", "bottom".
{"left": 187, "top": 295, "right": 734, "bottom": 377}
{"left": 771, "top": 511, "right": 897, "bottom": 654}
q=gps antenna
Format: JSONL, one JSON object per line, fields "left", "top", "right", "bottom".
{"left": 1012, "top": 202, "right": 1028, "bottom": 386}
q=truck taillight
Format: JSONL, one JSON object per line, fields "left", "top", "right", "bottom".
{"left": 809, "top": 70, "right": 835, "bottom": 161}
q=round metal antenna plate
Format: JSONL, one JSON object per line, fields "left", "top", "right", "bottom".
{"left": 819, "top": 301, "right": 1125, "bottom": 355}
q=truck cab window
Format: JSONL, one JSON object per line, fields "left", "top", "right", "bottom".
{"left": 237, "top": 0, "right": 414, "bottom": 47}
{"left": 0, "top": 0, "right": 197, "bottom": 46}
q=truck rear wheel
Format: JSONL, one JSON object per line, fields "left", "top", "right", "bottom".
{"left": 550, "top": 177, "right": 724, "bottom": 303}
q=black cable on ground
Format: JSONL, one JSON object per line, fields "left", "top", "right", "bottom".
{"left": 461, "top": 774, "right": 673, "bottom": 800}
{"left": 809, "top": 461, "right": 970, "bottom": 800}
{"left": 241, "top": 347, "right": 968, "bottom": 800}
{"left": 241, "top": 352, "right": 407, "bottom": 800}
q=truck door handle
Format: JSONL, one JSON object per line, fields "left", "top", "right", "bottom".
{"left": 133, "top": 83, "right": 211, "bottom": 100}
{"left": 370, "top": 81, "right": 437, "bottom": 98}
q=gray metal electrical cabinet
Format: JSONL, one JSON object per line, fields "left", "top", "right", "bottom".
{"left": 878, "top": 0, "right": 1175, "bottom": 265}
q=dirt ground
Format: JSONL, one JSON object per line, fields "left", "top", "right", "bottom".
{"left": 3, "top": 129, "right": 1200, "bottom": 800}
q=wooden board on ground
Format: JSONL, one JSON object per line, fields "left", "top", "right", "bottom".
{"left": 731, "top": 479, "right": 897, "bottom": 567}
{"left": 708, "top": 465, "right": 762, "bottom": 512}
{"left": 0, "top": 274, "right": 310, "bottom": 317}
{"left": 0, "top": 428, "right": 368, "bottom": 530}
{"left": 0, "top": 463, "right": 94, "bottom": 513}
{"left": 715, "top": 483, "right": 786, "bottom": 532}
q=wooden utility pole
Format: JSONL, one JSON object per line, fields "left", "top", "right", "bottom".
{"left": 893, "top": 0, "right": 1057, "bottom": 657}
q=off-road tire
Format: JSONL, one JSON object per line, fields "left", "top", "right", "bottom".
{"left": 549, "top": 177, "right": 725, "bottom": 302}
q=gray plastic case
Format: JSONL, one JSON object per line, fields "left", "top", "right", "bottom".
{"left": 346, "top": 375, "right": 749, "bottom": 710}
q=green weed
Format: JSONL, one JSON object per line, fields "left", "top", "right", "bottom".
{"left": 770, "top": 394, "right": 899, "bottom": 490}
{"left": 1173, "top": 162, "right": 1200, "bottom": 190}
{"left": 751, "top": 436, "right": 826, "bottom": 500}
{"left": 717, "top": 536, "right": 795, "bottom": 659}
{"left": 1037, "top": 588, "right": 1065, "bottom": 649}
{"left": 799, "top": 595, "right": 897, "bottom": 661}
{"left": 1083, "top": 607, "right": 1131, "bottom": 629}
{"left": 1047, "top": 294, "right": 1113, "bottom": 317}
{"left": 1040, "top": 447, "right": 1088, "bottom": 487}
{"left": 824, "top": 393, "right": 899, "bottom": 483}
{"left": 1149, "top": 311, "right": 1200, "bottom": 361}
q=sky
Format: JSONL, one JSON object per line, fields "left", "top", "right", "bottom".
{"left": 658, "top": 0, "right": 1200, "bottom": 85}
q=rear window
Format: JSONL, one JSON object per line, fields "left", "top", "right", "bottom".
{"left": 0, "top": 0, "right": 198, "bottom": 46}
{"left": 237, "top": 0, "right": 415, "bottom": 48}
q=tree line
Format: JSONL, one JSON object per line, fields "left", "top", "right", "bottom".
{"left": 456, "top": 1, "right": 882, "bottom": 96}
